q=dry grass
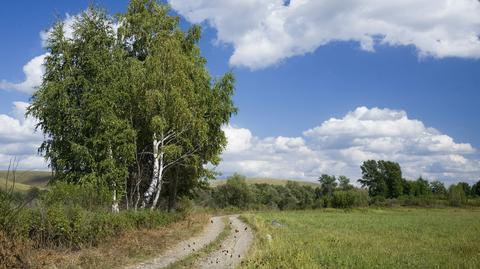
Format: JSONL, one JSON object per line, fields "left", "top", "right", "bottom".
{"left": 31, "top": 213, "right": 210, "bottom": 269}
{"left": 0, "top": 231, "right": 34, "bottom": 269}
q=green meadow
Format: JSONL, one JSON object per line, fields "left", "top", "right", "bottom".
{"left": 241, "top": 208, "right": 480, "bottom": 269}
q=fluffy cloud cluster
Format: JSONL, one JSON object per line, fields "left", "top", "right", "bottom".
{"left": 219, "top": 107, "right": 480, "bottom": 185}
{"left": 169, "top": 0, "right": 480, "bottom": 69}
{"left": 0, "top": 102, "right": 47, "bottom": 170}
{"left": 0, "top": 54, "right": 46, "bottom": 94}
{"left": 1, "top": 12, "right": 111, "bottom": 94}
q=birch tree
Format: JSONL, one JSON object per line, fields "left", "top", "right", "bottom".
{"left": 29, "top": 1, "right": 236, "bottom": 211}
{"left": 28, "top": 9, "right": 136, "bottom": 210}
{"left": 119, "top": 0, "right": 236, "bottom": 209}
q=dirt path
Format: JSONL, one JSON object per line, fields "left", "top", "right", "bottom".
{"left": 126, "top": 216, "right": 225, "bottom": 269}
{"left": 194, "top": 215, "right": 253, "bottom": 269}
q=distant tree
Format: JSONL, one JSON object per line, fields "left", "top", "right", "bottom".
{"left": 449, "top": 184, "right": 467, "bottom": 206}
{"left": 472, "top": 180, "right": 480, "bottom": 197}
{"left": 457, "top": 182, "right": 472, "bottom": 197}
{"left": 402, "top": 178, "right": 415, "bottom": 196}
{"left": 318, "top": 174, "right": 337, "bottom": 197}
{"left": 359, "top": 160, "right": 403, "bottom": 198}
{"left": 413, "top": 177, "right": 431, "bottom": 196}
{"left": 338, "top": 176, "right": 353, "bottom": 191}
{"left": 378, "top": 161, "right": 403, "bottom": 198}
{"left": 212, "top": 174, "right": 252, "bottom": 209}
{"left": 430, "top": 180, "right": 447, "bottom": 196}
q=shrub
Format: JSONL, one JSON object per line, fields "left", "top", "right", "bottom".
{"left": 332, "top": 190, "right": 369, "bottom": 208}
{"left": 449, "top": 185, "right": 467, "bottom": 207}
{"left": 41, "top": 182, "right": 112, "bottom": 210}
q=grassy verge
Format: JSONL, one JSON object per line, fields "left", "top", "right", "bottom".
{"left": 32, "top": 213, "right": 210, "bottom": 269}
{"left": 167, "top": 216, "right": 231, "bottom": 269}
{"left": 240, "top": 208, "right": 480, "bottom": 269}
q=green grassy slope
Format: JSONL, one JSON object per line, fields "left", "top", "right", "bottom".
{"left": 0, "top": 170, "right": 51, "bottom": 192}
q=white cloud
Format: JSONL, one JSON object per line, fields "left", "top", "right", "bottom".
{"left": 40, "top": 13, "right": 78, "bottom": 47}
{"left": 0, "top": 102, "right": 47, "bottom": 170}
{"left": 0, "top": 54, "right": 47, "bottom": 94}
{"left": 169, "top": 0, "right": 480, "bottom": 69}
{"left": 2, "top": 11, "right": 118, "bottom": 95}
{"left": 219, "top": 107, "right": 480, "bottom": 185}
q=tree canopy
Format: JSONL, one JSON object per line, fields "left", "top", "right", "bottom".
{"left": 28, "top": 0, "right": 236, "bottom": 210}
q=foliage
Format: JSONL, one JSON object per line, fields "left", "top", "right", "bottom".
{"left": 448, "top": 184, "right": 467, "bottom": 206}
{"left": 27, "top": 1, "right": 236, "bottom": 210}
{"left": 429, "top": 180, "right": 447, "bottom": 197}
{"left": 318, "top": 174, "right": 337, "bottom": 197}
{"left": 2, "top": 181, "right": 181, "bottom": 250}
{"left": 212, "top": 174, "right": 253, "bottom": 209}
{"left": 473, "top": 180, "right": 480, "bottom": 197}
{"left": 358, "top": 160, "right": 403, "bottom": 198}
{"left": 332, "top": 189, "right": 369, "bottom": 208}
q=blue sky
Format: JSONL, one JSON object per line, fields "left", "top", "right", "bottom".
{"left": 1, "top": 0, "right": 479, "bottom": 184}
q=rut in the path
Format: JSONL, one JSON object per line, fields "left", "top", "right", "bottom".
{"left": 195, "top": 215, "right": 254, "bottom": 269}
{"left": 126, "top": 216, "right": 225, "bottom": 269}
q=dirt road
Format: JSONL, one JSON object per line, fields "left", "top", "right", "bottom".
{"left": 126, "top": 215, "right": 253, "bottom": 269}
{"left": 195, "top": 215, "right": 253, "bottom": 269}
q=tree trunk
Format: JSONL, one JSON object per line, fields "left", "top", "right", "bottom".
{"left": 168, "top": 165, "right": 179, "bottom": 212}
{"left": 142, "top": 134, "right": 160, "bottom": 208}
{"left": 151, "top": 149, "right": 164, "bottom": 209}
{"left": 112, "top": 187, "right": 120, "bottom": 213}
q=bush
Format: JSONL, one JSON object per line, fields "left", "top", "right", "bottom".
{"left": 15, "top": 206, "right": 180, "bottom": 248}
{"left": 449, "top": 185, "right": 467, "bottom": 207}
{"left": 332, "top": 190, "right": 369, "bottom": 208}
{"left": 212, "top": 174, "right": 253, "bottom": 209}
{"left": 41, "top": 182, "right": 112, "bottom": 210}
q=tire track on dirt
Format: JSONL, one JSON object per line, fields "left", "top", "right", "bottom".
{"left": 194, "top": 215, "right": 253, "bottom": 269}
{"left": 126, "top": 216, "right": 225, "bottom": 269}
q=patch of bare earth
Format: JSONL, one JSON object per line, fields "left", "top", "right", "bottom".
{"left": 126, "top": 216, "right": 225, "bottom": 269}
{"left": 194, "top": 215, "right": 253, "bottom": 269}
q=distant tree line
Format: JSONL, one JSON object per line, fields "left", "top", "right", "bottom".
{"left": 358, "top": 160, "right": 480, "bottom": 206}
{"left": 205, "top": 161, "right": 480, "bottom": 210}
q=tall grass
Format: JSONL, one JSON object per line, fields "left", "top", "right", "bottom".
{"left": 241, "top": 208, "right": 480, "bottom": 268}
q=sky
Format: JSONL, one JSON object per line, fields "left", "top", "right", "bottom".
{"left": 1, "top": 0, "right": 480, "bottom": 185}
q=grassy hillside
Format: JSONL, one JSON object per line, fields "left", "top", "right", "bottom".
{"left": 241, "top": 208, "right": 480, "bottom": 268}
{"left": 210, "top": 177, "right": 320, "bottom": 188}
{"left": 0, "top": 170, "right": 50, "bottom": 192}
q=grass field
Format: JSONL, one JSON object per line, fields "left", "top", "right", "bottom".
{"left": 0, "top": 170, "right": 50, "bottom": 192}
{"left": 241, "top": 208, "right": 480, "bottom": 268}
{"left": 210, "top": 177, "right": 320, "bottom": 187}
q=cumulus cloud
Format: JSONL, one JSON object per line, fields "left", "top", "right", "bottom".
{"left": 0, "top": 102, "right": 47, "bottom": 170}
{"left": 219, "top": 107, "right": 480, "bottom": 185}
{"left": 0, "top": 54, "right": 47, "bottom": 94}
{"left": 2, "top": 11, "right": 117, "bottom": 94}
{"left": 169, "top": 0, "right": 480, "bottom": 69}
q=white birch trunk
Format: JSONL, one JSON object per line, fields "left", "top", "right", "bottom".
{"left": 109, "top": 147, "right": 120, "bottom": 213}
{"left": 151, "top": 149, "right": 164, "bottom": 209}
{"left": 142, "top": 134, "right": 160, "bottom": 208}
{"left": 112, "top": 187, "right": 119, "bottom": 213}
